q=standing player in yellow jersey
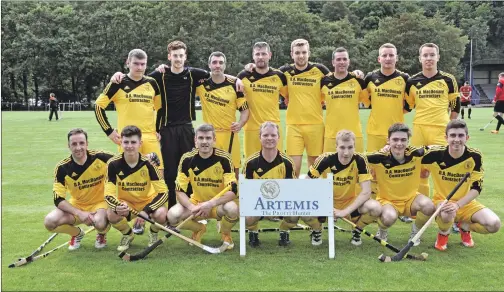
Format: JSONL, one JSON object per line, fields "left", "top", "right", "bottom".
{"left": 422, "top": 120, "right": 500, "bottom": 251}
{"left": 196, "top": 52, "right": 249, "bottom": 178}
{"left": 167, "top": 124, "right": 239, "bottom": 250}
{"left": 320, "top": 47, "right": 368, "bottom": 153}
{"left": 238, "top": 42, "right": 288, "bottom": 158}
{"left": 95, "top": 49, "right": 163, "bottom": 235}
{"left": 363, "top": 43, "right": 410, "bottom": 152}
{"left": 105, "top": 126, "right": 169, "bottom": 252}
{"left": 306, "top": 130, "right": 381, "bottom": 246}
{"left": 405, "top": 43, "right": 461, "bottom": 196}
{"left": 280, "top": 39, "right": 330, "bottom": 176}
{"left": 44, "top": 128, "right": 114, "bottom": 250}
{"left": 243, "top": 122, "right": 314, "bottom": 247}
{"left": 366, "top": 123, "right": 435, "bottom": 246}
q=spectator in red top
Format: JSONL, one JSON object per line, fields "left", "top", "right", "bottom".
{"left": 459, "top": 81, "right": 472, "bottom": 119}
{"left": 491, "top": 72, "right": 504, "bottom": 134}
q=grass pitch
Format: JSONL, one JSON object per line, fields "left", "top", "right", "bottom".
{"left": 1, "top": 109, "right": 503, "bottom": 291}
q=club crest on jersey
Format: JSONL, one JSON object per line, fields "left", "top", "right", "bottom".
{"left": 214, "top": 166, "right": 223, "bottom": 176}
{"left": 348, "top": 81, "right": 355, "bottom": 88}
{"left": 349, "top": 165, "right": 354, "bottom": 172}
{"left": 141, "top": 170, "right": 147, "bottom": 177}
{"left": 260, "top": 180, "right": 280, "bottom": 199}
{"left": 395, "top": 79, "right": 403, "bottom": 85}
{"left": 94, "top": 163, "right": 101, "bottom": 171}
{"left": 465, "top": 161, "right": 472, "bottom": 169}
{"left": 436, "top": 81, "right": 444, "bottom": 88}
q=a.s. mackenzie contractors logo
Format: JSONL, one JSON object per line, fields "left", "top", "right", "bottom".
{"left": 254, "top": 180, "right": 319, "bottom": 216}
{"left": 260, "top": 181, "right": 280, "bottom": 199}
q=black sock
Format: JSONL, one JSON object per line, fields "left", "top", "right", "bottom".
{"left": 497, "top": 121, "right": 503, "bottom": 131}
{"left": 461, "top": 108, "right": 465, "bottom": 118}
{"left": 468, "top": 108, "right": 472, "bottom": 117}
{"left": 495, "top": 115, "right": 504, "bottom": 124}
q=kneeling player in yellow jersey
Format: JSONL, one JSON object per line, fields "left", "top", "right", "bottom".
{"left": 167, "top": 124, "right": 239, "bottom": 250}
{"left": 44, "top": 128, "right": 114, "bottom": 250}
{"left": 243, "top": 122, "right": 305, "bottom": 247}
{"left": 105, "top": 126, "right": 169, "bottom": 252}
{"left": 320, "top": 47, "right": 368, "bottom": 153}
{"left": 196, "top": 52, "right": 249, "bottom": 179}
{"left": 306, "top": 130, "right": 381, "bottom": 246}
{"left": 422, "top": 120, "right": 501, "bottom": 251}
{"left": 366, "top": 123, "right": 435, "bottom": 246}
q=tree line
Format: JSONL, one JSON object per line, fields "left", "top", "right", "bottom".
{"left": 1, "top": 1, "right": 503, "bottom": 107}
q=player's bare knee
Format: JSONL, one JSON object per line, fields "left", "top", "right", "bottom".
{"left": 486, "top": 217, "right": 501, "bottom": 233}
{"left": 223, "top": 201, "right": 239, "bottom": 218}
{"left": 439, "top": 212, "right": 454, "bottom": 223}
{"left": 167, "top": 204, "right": 184, "bottom": 225}
{"left": 421, "top": 201, "right": 435, "bottom": 216}
{"left": 44, "top": 215, "right": 58, "bottom": 231}
{"left": 106, "top": 209, "right": 123, "bottom": 224}
{"left": 152, "top": 207, "right": 168, "bottom": 224}
{"left": 380, "top": 210, "right": 397, "bottom": 227}
{"left": 364, "top": 200, "right": 382, "bottom": 217}
{"left": 245, "top": 216, "right": 260, "bottom": 226}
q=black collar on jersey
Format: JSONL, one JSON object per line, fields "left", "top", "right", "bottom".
{"left": 190, "top": 148, "right": 222, "bottom": 176}
{"left": 437, "top": 147, "right": 470, "bottom": 170}
{"left": 254, "top": 150, "right": 283, "bottom": 175}
{"left": 288, "top": 63, "right": 315, "bottom": 75}
{"left": 329, "top": 153, "right": 356, "bottom": 174}
{"left": 70, "top": 150, "right": 92, "bottom": 169}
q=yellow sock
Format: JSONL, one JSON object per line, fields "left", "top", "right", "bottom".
{"left": 220, "top": 215, "right": 239, "bottom": 234}
{"left": 180, "top": 219, "right": 204, "bottom": 233}
{"left": 377, "top": 218, "right": 388, "bottom": 230}
{"left": 150, "top": 225, "right": 160, "bottom": 233}
{"left": 53, "top": 224, "right": 80, "bottom": 236}
{"left": 418, "top": 177, "right": 430, "bottom": 197}
{"left": 279, "top": 219, "right": 297, "bottom": 231}
{"left": 302, "top": 217, "right": 322, "bottom": 230}
{"left": 112, "top": 218, "right": 132, "bottom": 235}
{"left": 247, "top": 222, "right": 259, "bottom": 231}
{"left": 98, "top": 223, "right": 111, "bottom": 235}
{"left": 469, "top": 223, "right": 490, "bottom": 234}
{"left": 414, "top": 212, "right": 429, "bottom": 229}
{"left": 435, "top": 216, "right": 453, "bottom": 233}
{"left": 356, "top": 213, "right": 376, "bottom": 229}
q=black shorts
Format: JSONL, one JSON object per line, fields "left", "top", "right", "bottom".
{"left": 494, "top": 100, "right": 504, "bottom": 113}
{"left": 159, "top": 123, "right": 195, "bottom": 184}
{"left": 461, "top": 101, "right": 472, "bottom": 107}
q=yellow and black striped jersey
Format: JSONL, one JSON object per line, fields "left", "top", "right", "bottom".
{"left": 95, "top": 75, "right": 162, "bottom": 135}
{"left": 422, "top": 146, "right": 483, "bottom": 202}
{"left": 367, "top": 146, "right": 426, "bottom": 201}
{"left": 308, "top": 152, "right": 372, "bottom": 203}
{"left": 280, "top": 62, "right": 330, "bottom": 125}
{"left": 105, "top": 153, "right": 167, "bottom": 213}
{"left": 405, "top": 71, "right": 460, "bottom": 127}
{"left": 237, "top": 68, "right": 288, "bottom": 130}
{"left": 53, "top": 150, "right": 114, "bottom": 207}
{"left": 196, "top": 77, "right": 248, "bottom": 131}
{"left": 176, "top": 148, "right": 238, "bottom": 202}
{"left": 242, "top": 150, "right": 296, "bottom": 179}
{"left": 363, "top": 70, "right": 409, "bottom": 136}
{"left": 320, "top": 72, "right": 368, "bottom": 138}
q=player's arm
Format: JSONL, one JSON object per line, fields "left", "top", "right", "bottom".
{"left": 94, "top": 82, "right": 121, "bottom": 144}
{"left": 149, "top": 78, "right": 163, "bottom": 137}
{"left": 306, "top": 154, "right": 330, "bottom": 179}
{"left": 142, "top": 161, "right": 169, "bottom": 215}
{"left": 404, "top": 79, "right": 415, "bottom": 112}
{"left": 104, "top": 160, "right": 129, "bottom": 216}
{"left": 175, "top": 156, "right": 197, "bottom": 212}
{"left": 284, "top": 155, "right": 297, "bottom": 179}
{"left": 446, "top": 75, "right": 460, "bottom": 119}
{"left": 52, "top": 163, "right": 93, "bottom": 225}
{"left": 451, "top": 153, "right": 484, "bottom": 213}
{"left": 335, "top": 155, "right": 373, "bottom": 218}
{"left": 357, "top": 77, "right": 369, "bottom": 105}
{"left": 231, "top": 88, "right": 249, "bottom": 132}
{"left": 361, "top": 73, "right": 372, "bottom": 108}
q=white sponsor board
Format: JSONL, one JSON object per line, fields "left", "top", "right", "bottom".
{"left": 238, "top": 174, "right": 335, "bottom": 259}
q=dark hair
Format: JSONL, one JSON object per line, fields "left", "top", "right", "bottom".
{"left": 388, "top": 123, "right": 411, "bottom": 138}
{"left": 332, "top": 47, "right": 348, "bottom": 59}
{"left": 121, "top": 125, "right": 142, "bottom": 139}
{"left": 67, "top": 128, "right": 88, "bottom": 142}
{"left": 208, "top": 51, "right": 227, "bottom": 65}
{"left": 253, "top": 41, "right": 271, "bottom": 52}
{"left": 445, "top": 119, "right": 468, "bottom": 135}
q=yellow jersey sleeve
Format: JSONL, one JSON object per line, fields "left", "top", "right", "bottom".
{"left": 356, "top": 154, "right": 373, "bottom": 183}
{"left": 175, "top": 154, "right": 191, "bottom": 193}
{"left": 52, "top": 159, "right": 70, "bottom": 206}
{"left": 308, "top": 153, "right": 331, "bottom": 178}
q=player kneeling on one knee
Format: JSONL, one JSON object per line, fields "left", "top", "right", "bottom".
{"left": 105, "top": 126, "right": 169, "bottom": 252}
{"left": 422, "top": 120, "right": 501, "bottom": 251}
{"left": 44, "top": 128, "right": 114, "bottom": 250}
{"left": 306, "top": 130, "right": 381, "bottom": 246}
{"left": 367, "top": 123, "right": 435, "bottom": 246}
{"left": 243, "top": 122, "right": 299, "bottom": 247}
{"left": 167, "top": 124, "right": 239, "bottom": 250}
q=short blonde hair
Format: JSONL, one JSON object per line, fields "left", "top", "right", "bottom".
{"left": 335, "top": 130, "right": 355, "bottom": 145}
{"left": 291, "top": 38, "right": 309, "bottom": 51}
{"left": 259, "top": 121, "right": 279, "bottom": 137}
